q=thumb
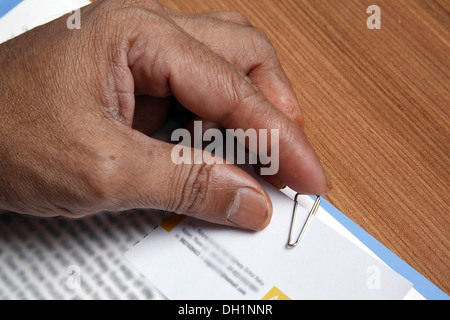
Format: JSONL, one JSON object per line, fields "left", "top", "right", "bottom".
{"left": 112, "top": 128, "right": 273, "bottom": 231}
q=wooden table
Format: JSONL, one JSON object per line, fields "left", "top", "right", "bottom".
{"left": 160, "top": 0, "right": 450, "bottom": 295}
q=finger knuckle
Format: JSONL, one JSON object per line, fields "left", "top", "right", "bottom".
{"left": 245, "top": 29, "right": 276, "bottom": 61}
{"left": 170, "top": 162, "right": 214, "bottom": 214}
{"left": 91, "top": 0, "right": 163, "bottom": 35}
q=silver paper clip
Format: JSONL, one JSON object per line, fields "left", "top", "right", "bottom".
{"left": 287, "top": 194, "right": 321, "bottom": 248}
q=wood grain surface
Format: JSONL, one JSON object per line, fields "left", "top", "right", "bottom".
{"left": 159, "top": 0, "right": 450, "bottom": 295}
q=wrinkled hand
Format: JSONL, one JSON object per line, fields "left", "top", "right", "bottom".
{"left": 0, "top": 0, "right": 331, "bottom": 230}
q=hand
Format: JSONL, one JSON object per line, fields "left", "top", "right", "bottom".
{"left": 0, "top": 0, "right": 331, "bottom": 230}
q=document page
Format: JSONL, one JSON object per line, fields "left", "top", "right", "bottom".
{"left": 125, "top": 182, "right": 413, "bottom": 300}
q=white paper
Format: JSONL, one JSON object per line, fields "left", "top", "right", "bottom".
{"left": 125, "top": 182, "right": 413, "bottom": 300}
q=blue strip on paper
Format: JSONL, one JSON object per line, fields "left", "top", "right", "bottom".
{"left": 317, "top": 196, "right": 449, "bottom": 300}
{"left": 0, "top": 0, "right": 23, "bottom": 19}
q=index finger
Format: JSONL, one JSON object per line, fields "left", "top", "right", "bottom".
{"left": 127, "top": 13, "right": 330, "bottom": 196}
{"left": 167, "top": 10, "right": 305, "bottom": 128}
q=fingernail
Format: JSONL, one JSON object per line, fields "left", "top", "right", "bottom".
{"left": 227, "top": 187, "right": 271, "bottom": 231}
{"left": 295, "top": 115, "right": 305, "bottom": 130}
{"left": 264, "top": 174, "right": 286, "bottom": 190}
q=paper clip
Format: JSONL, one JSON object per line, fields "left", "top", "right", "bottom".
{"left": 287, "top": 194, "right": 321, "bottom": 248}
